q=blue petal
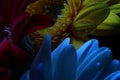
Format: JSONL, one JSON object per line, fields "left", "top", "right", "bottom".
{"left": 53, "top": 44, "right": 77, "bottom": 80}
{"left": 104, "top": 71, "right": 120, "bottom": 80}
{"left": 19, "top": 71, "right": 30, "bottom": 80}
{"left": 30, "top": 63, "right": 44, "bottom": 80}
{"left": 30, "top": 34, "right": 52, "bottom": 80}
{"left": 77, "top": 39, "right": 99, "bottom": 65}
{"left": 77, "top": 47, "right": 112, "bottom": 80}
{"left": 94, "top": 59, "right": 120, "bottom": 79}
{"left": 51, "top": 37, "right": 70, "bottom": 76}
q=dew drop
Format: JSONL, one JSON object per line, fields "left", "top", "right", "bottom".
{"left": 62, "top": 23, "right": 66, "bottom": 27}
{"left": 96, "top": 62, "right": 100, "bottom": 67}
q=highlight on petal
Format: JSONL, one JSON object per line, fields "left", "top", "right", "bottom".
{"left": 51, "top": 37, "right": 70, "bottom": 75}
{"left": 77, "top": 39, "right": 99, "bottom": 65}
{"left": 104, "top": 71, "right": 120, "bottom": 80}
{"left": 9, "top": 44, "right": 30, "bottom": 66}
{"left": 76, "top": 47, "right": 112, "bottom": 80}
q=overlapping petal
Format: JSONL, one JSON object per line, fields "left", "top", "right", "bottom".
{"left": 20, "top": 34, "right": 120, "bottom": 80}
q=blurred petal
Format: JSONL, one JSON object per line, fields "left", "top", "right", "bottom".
{"left": 11, "top": 12, "right": 30, "bottom": 44}
{"left": 21, "top": 64, "right": 44, "bottom": 80}
{"left": 0, "top": 39, "right": 10, "bottom": 54}
{"left": 26, "top": 14, "right": 54, "bottom": 33}
{"left": 53, "top": 44, "right": 77, "bottom": 80}
{"left": 20, "top": 71, "right": 30, "bottom": 80}
{"left": 9, "top": 44, "right": 29, "bottom": 66}
{"left": 110, "top": 3, "right": 120, "bottom": 14}
{"left": 30, "top": 34, "right": 51, "bottom": 80}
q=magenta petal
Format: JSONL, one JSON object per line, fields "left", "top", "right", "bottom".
{"left": 11, "top": 12, "right": 30, "bottom": 44}
{"left": 0, "top": 39, "right": 10, "bottom": 54}
{"left": 26, "top": 14, "right": 54, "bottom": 33}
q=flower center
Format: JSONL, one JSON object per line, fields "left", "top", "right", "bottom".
{"left": 2, "top": 25, "right": 11, "bottom": 41}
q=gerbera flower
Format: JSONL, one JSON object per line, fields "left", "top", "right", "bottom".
{"left": 0, "top": 0, "right": 54, "bottom": 44}
{"left": 20, "top": 34, "right": 120, "bottom": 80}
{"left": 26, "top": 0, "right": 110, "bottom": 52}
{"left": 0, "top": 0, "right": 54, "bottom": 79}
{"left": 90, "top": 0, "right": 120, "bottom": 36}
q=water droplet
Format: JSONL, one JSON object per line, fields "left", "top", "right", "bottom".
{"left": 96, "top": 62, "right": 100, "bottom": 67}
{"left": 62, "top": 23, "right": 66, "bottom": 27}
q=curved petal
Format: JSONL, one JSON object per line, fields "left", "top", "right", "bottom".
{"left": 73, "top": 2, "right": 109, "bottom": 37}
{"left": 77, "top": 47, "right": 112, "bottom": 80}
{"left": 26, "top": 14, "right": 54, "bottom": 33}
{"left": 94, "top": 59, "right": 120, "bottom": 79}
{"left": 53, "top": 44, "right": 77, "bottom": 80}
{"left": 77, "top": 39, "right": 99, "bottom": 65}
{"left": 30, "top": 34, "right": 52, "bottom": 80}
{"left": 104, "top": 71, "right": 120, "bottom": 80}
{"left": 51, "top": 37, "right": 70, "bottom": 76}
{"left": 0, "top": 38, "right": 10, "bottom": 54}
{"left": 32, "top": 63, "right": 44, "bottom": 80}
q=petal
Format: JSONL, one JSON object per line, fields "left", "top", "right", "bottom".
{"left": 110, "top": 3, "right": 120, "bottom": 14}
{"left": 26, "top": 14, "right": 54, "bottom": 33}
{"left": 0, "top": 39, "right": 10, "bottom": 54}
{"left": 19, "top": 71, "right": 30, "bottom": 80}
{"left": 31, "top": 63, "right": 44, "bottom": 80}
{"left": 73, "top": 2, "right": 109, "bottom": 37}
{"left": 51, "top": 37, "right": 70, "bottom": 76}
{"left": 53, "top": 44, "right": 77, "bottom": 80}
{"left": 94, "top": 59, "right": 120, "bottom": 79}
{"left": 77, "top": 39, "right": 99, "bottom": 65}
{"left": 104, "top": 71, "right": 120, "bottom": 80}
{"left": 11, "top": 12, "right": 30, "bottom": 44}
{"left": 30, "top": 34, "right": 51, "bottom": 80}
{"left": 91, "top": 12, "right": 120, "bottom": 36}
{"left": 77, "top": 47, "right": 112, "bottom": 80}
{"left": 83, "top": 0, "right": 109, "bottom": 5}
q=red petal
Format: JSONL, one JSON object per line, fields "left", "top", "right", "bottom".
{"left": 26, "top": 14, "right": 54, "bottom": 33}
{"left": 0, "top": 39, "right": 10, "bottom": 55}
{"left": 11, "top": 12, "right": 29, "bottom": 44}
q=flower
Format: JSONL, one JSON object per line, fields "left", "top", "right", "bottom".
{"left": 0, "top": 38, "right": 29, "bottom": 80}
{"left": 20, "top": 34, "right": 120, "bottom": 80}
{"left": 0, "top": 0, "right": 54, "bottom": 79}
{"left": 0, "top": 0, "right": 54, "bottom": 44}
{"left": 26, "top": 0, "right": 110, "bottom": 52}
{"left": 90, "top": 0, "right": 120, "bottom": 36}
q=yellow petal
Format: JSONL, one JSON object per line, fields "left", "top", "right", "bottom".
{"left": 72, "top": 2, "right": 109, "bottom": 37}
{"left": 91, "top": 12, "right": 120, "bottom": 36}
{"left": 110, "top": 3, "right": 120, "bottom": 14}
